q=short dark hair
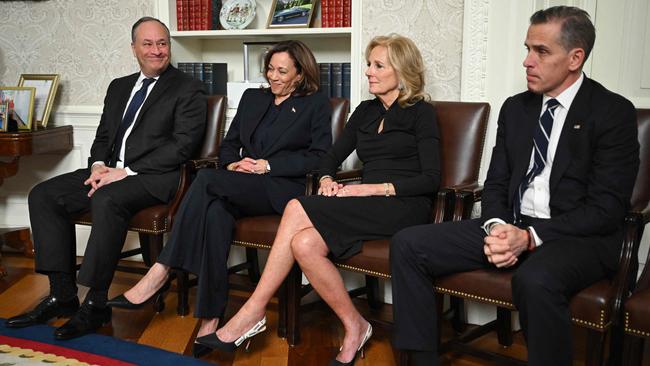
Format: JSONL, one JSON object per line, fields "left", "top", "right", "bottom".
{"left": 530, "top": 6, "right": 595, "bottom": 65}
{"left": 263, "top": 40, "right": 319, "bottom": 97}
{"left": 131, "top": 16, "right": 170, "bottom": 43}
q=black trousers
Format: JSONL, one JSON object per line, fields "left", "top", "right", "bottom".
{"left": 390, "top": 218, "right": 610, "bottom": 366}
{"left": 29, "top": 168, "right": 163, "bottom": 290}
{"left": 156, "top": 169, "right": 277, "bottom": 318}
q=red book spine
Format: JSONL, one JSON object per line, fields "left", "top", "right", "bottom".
{"left": 194, "top": 0, "right": 202, "bottom": 30}
{"left": 202, "top": 0, "right": 210, "bottom": 30}
{"left": 176, "top": 0, "right": 184, "bottom": 31}
{"left": 334, "top": 0, "right": 343, "bottom": 27}
{"left": 321, "top": 0, "right": 329, "bottom": 28}
{"left": 189, "top": 0, "right": 195, "bottom": 30}
{"left": 343, "top": 0, "right": 351, "bottom": 27}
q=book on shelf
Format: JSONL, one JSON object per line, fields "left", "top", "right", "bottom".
{"left": 177, "top": 62, "right": 227, "bottom": 96}
{"left": 176, "top": 0, "right": 223, "bottom": 30}
{"left": 318, "top": 62, "right": 350, "bottom": 100}
{"left": 320, "top": 0, "right": 351, "bottom": 28}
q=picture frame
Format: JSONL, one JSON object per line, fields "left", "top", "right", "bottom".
{"left": 267, "top": 0, "right": 317, "bottom": 28}
{"left": 0, "top": 102, "right": 9, "bottom": 132}
{"left": 18, "top": 73, "right": 60, "bottom": 128}
{"left": 0, "top": 87, "right": 36, "bottom": 131}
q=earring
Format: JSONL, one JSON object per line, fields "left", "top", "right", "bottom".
{"left": 398, "top": 81, "right": 405, "bottom": 90}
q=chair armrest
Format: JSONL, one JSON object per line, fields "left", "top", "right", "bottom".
{"left": 433, "top": 188, "right": 455, "bottom": 224}
{"left": 187, "top": 157, "right": 219, "bottom": 171}
{"left": 451, "top": 183, "right": 483, "bottom": 221}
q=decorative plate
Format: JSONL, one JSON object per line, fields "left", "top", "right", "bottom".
{"left": 220, "top": 0, "right": 256, "bottom": 30}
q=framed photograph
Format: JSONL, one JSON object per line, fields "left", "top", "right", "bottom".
{"left": 267, "top": 0, "right": 317, "bottom": 28}
{"left": 18, "top": 74, "right": 60, "bottom": 128}
{"left": 0, "top": 102, "right": 8, "bottom": 132}
{"left": 0, "top": 87, "right": 36, "bottom": 131}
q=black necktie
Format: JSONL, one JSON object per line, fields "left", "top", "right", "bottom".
{"left": 110, "top": 78, "right": 155, "bottom": 166}
{"left": 513, "top": 98, "right": 560, "bottom": 222}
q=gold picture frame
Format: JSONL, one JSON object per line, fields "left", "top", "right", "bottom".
{"left": 18, "top": 74, "right": 60, "bottom": 128}
{"left": 267, "top": 0, "right": 317, "bottom": 28}
{"left": 0, "top": 87, "right": 36, "bottom": 131}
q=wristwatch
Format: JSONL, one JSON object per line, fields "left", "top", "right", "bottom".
{"left": 266, "top": 162, "right": 271, "bottom": 173}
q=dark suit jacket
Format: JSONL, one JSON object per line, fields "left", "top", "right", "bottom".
{"left": 88, "top": 65, "right": 207, "bottom": 202}
{"left": 482, "top": 76, "right": 639, "bottom": 269}
{"left": 219, "top": 88, "right": 332, "bottom": 212}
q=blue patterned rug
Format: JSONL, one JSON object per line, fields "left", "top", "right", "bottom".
{"left": 0, "top": 319, "right": 214, "bottom": 365}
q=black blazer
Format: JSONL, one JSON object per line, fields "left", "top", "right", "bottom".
{"left": 482, "top": 77, "right": 639, "bottom": 267}
{"left": 219, "top": 88, "right": 332, "bottom": 212}
{"left": 88, "top": 66, "right": 207, "bottom": 202}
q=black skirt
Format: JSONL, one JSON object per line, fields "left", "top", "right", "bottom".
{"left": 296, "top": 195, "right": 432, "bottom": 259}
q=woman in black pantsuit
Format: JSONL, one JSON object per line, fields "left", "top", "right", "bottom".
{"left": 107, "top": 40, "right": 332, "bottom": 348}
{"left": 197, "top": 34, "right": 441, "bottom": 366}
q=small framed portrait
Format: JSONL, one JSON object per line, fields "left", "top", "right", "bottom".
{"left": 0, "top": 102, "right": 9, "bottom": 132}
{"left": 0, "top": 87, "right": 36, "bottom": 131}
{"left": 267, "top": 0, "right": 317, "bottom": 28}
{"left": 18, "top": 74, "right": 60, "bottom": 128}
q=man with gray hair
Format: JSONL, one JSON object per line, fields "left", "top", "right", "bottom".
{"left": 390, "top": 6, "right": 639, "bottom": 365}
{"left": 5, "top": 17, "right": 206, "bottom": 340}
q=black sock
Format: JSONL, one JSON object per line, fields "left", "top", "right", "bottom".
{"left": 85, "top": 289, "right": 108, "bottom": 308}
{"left": 47, "top": 272, "right": 78, "bottom": 302}
{"left": 409, "top": 350, "right": 438, "bottom": 366}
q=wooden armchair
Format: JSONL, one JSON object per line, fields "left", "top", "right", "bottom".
{"left": 175, "top": 97, "right": 350, "bottom": 327}
{"left": 619, "top": 108, "right": 650, "bottom": 366}
{"left": 283, "top": 101, "right": 491, "bottom": 346}
{"left": 73, "top": 95, "right": 227, "bottom": 312}
{"left": 433, "top": 108, "right": 650, "bottom": 366}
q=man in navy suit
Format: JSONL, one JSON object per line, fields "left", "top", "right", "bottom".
{"left": 5, "top": 17, "right": 206, "bottom": 339}
{"left": 390, "top": 6, "right": 639, "bottom": 366}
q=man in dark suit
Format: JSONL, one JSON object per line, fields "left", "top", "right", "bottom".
{"left": 5, "top": 17, "right": 206, "bottom": 340}
{"left": 390, "top": 6, "right": 639, "bottom": 366}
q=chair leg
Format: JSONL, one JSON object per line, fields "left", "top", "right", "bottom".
{"left": 435, "top": 293, "right": 444, "bottom": 348}
{"left": 286, "top": 264, "right": 302, "bottom": 346}
{"left": 176, "top": 269, "right": 190, "bottom": 316}
{"left": 365, "top": 275, "right": 382, "bottom": 310}
{"left": 245, "top": 248, "right": 261, "bottom": 283}
{"left": 496, "top": 307, "right": 513, "bottom": 347}
{"left": 621, "top": 334, "right": 644, "bottom": 366}
{"left": 277, "top": 278, "right": 288, "bottom": 338}
{"left": 584, "top": 329, "right": 605, "bottom": 366}
{"left": 450, "top": 297, "right": 467, "bottom": 333}
{"left": 608, "top": 324, "right": 625, "bottom": 366}
{"left": 138, "top": 233, "right": 163, "bottom": 267}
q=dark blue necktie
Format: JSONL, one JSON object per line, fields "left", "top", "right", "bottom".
{"left": 513, "top": 98, "right": 560, "bottom": 222}
{"left": 110, "top": 78, "right": 155, "bottom": 166}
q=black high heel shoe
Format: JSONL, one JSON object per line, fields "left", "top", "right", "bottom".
{"left": 107, "top": 280, "right": 170, "bottom": 312}
{"left": 192, "top": 342, "right": 213, "bottom": 358}
{"left": 195, "top": 316, "right": 267, "bottom": 353}
{"left": 329, "top": 323, "right": 373, "bottom": 366}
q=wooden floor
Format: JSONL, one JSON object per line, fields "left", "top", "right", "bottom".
{"left": 0, "top": 253, "right": 647, "bottom": 366}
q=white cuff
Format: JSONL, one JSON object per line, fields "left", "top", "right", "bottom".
{"left": 527, "top": 226, "right": 543, "bottom": 247}
{"left": 125, "top": 167, "right": 138, "bottom": 176}
{"left": 91, "top": 161, "right": 105, "bottom": 168}
{"left": 481, "top": 218, "right": 507, "bottom": 235}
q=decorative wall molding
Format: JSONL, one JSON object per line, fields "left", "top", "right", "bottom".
{"left": 460, "top": 0, "right": 489, "bottom": 101}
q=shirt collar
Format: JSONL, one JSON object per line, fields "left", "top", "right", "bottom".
{"left": 543, "top": 72, "right": 584, "bottom": 110}
{"left": 136, "top": 72, "right": 158, "bottom": 85}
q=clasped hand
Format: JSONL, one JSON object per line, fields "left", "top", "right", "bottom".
{"left": 227, "top": 158, "right": 269, "bottom": 174}
{"left": 318, "top": 178, "right": 376, "bottom": 197}
{"left": 84, "top": 165, "right": 128, "bottom": 197}
{"left": 483, "top": 224, "right": 529, "bottom": 268}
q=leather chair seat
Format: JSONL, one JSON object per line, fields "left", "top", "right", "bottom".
{"left": 333, "top": 239, "right": 391, "bottom": 279}
{"left": 435, "top": 270, "right": 614, "bottom": 331}
{"left": 625, "top": 289, "right": 650, "bottom": 337}
{"left": 73, "top": 204, "right": 170, "bottom": 234}
{"left": 232, "top": 215, "right": 281, "bottom": 249}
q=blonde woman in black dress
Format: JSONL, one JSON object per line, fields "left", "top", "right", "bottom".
{"left": 197, "top": 34, "right": 441, "bottom": 366}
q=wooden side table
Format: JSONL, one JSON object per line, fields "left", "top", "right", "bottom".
{"left": 0, "top": 126, "right": 73, "bottom": 276}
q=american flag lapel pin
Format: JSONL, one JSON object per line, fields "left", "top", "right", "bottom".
{"left": 291, "top": 107, "right": 296, "bottom": 113}
{"left": 573, "top": 123, "right": 581, "bottom": 129}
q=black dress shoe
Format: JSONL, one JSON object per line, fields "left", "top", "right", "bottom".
{"left": 195, "top": 316, "right": 267, "bottom": 353}
{"left": 107, "top": 281, "right": 170, "bottom": 312}
{"left": 54, "top": 300, "right": 111, "bottom": 340}
{"left": 5, "top": 296, "right": 79, "bottom": 328}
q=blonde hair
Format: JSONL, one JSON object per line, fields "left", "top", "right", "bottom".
{"left": 365, "top": 34, "right": 429, "bottom": 107}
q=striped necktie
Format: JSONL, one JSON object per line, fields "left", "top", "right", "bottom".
{"left": 110, "top": 78, "right": 155, "bottom": 166}
{"left": 513, "top": 98, "right": 560, "bottom": 222}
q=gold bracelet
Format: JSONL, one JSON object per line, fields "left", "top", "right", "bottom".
{"left": 319, "top": 175, "right": 334, "bottom": 182}
{"left": 384, "top": 182, "right": 390, "bottom": 197}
